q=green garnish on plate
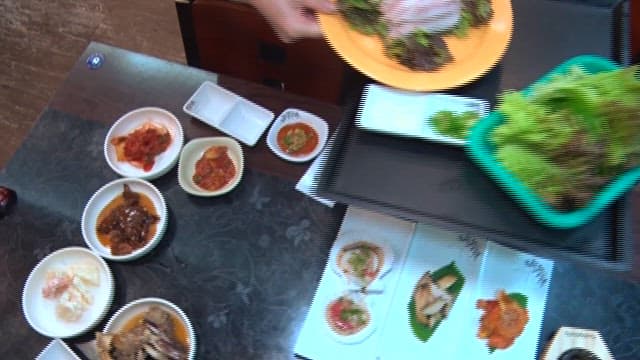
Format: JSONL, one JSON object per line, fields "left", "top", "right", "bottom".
{"left": 431, "top": 110, "right": 480, "bottom": 140}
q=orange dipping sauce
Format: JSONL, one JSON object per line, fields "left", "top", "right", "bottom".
{"left": 277, "top": 122, "right": 318, "bottom": 156}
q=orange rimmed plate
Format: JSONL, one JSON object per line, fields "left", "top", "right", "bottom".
{"left": 319, "top": 0, "right": 513, "bottom": 91}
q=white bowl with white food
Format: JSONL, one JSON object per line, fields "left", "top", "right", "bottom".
{"left": 81, "top": 178, "right": 168, "bottom": 261}
{"left": 104, "top": 107, "right": 184, "bottom": 180}
{"left": 22, "top": 247, "right": 114, "bottom": 339}
{"left": 267, "top": 108, "right": 329, "bottom": 163}
{"left": 101, "top": 297, "right": 196, "bottom": 360}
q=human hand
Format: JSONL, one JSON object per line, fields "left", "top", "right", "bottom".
{"left": 250, "top": 0, "right": 337, "bottom": 43}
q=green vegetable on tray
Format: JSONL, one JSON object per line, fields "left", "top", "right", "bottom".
{"left": 431, "top": 110, "right": 480, "bottom": 140}
{"left": 491, "top": 65, "right": 640, "bottom": 211}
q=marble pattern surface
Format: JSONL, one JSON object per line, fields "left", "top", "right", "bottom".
{"left": 1, "top": 111, "right": 640, "bottom": 358}
{"left": 0, "top": 109, "right": 341, "bottom": 359}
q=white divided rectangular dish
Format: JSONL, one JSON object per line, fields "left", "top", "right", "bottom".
{"left": 183, "top": 81, "right": 274, "bottom": 146}
{"left": 357, "top": 83, "right": 490, "bottom": 146}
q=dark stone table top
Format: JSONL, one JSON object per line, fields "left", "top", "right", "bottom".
{"left": 0, "top": 108, "right": 343, "bottom": 359}
{"left": 2, "top": 108, "right": 640, "bottom": 360}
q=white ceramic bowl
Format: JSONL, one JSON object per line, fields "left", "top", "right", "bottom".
{"left": 103, "top": 298, "right": 196, "bottom": 360}
{"left": 178, "top": 137, "right": 244, "bottom": 197}
{"left": 104, "top": 107, "right": 184, "bottom": 180}
{"left": 267, "top": 108, "right": 329, "bottom": 163}
{"left": 22, "top": 247, "right": 114, "bottom": 339}
{"left": 81, "top": 178, "right": 168, "bottom": 261}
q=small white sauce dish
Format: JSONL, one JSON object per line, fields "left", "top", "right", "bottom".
{"left": 104, "top": 107, "right": 184, "bottom": 180}
{"left": 22, "top": 247, "right": 115, "bottom": 339}
{"left": 81, "top": 178, "right": 168, "bottom": 261}
{"left": 178, "top": 137, "right": 244, "bottom": 197}
{"left": 267, "top": 108, "right": 329, "bottom": 163}
{"left": 103, "top": 297, "right": 196, "bottom": 360}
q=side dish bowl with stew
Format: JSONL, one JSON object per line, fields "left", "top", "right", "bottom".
{"left": 81, "top": 178, "right": 168, "bottom": 261}
{"left": 267, "top": 108, "right": 329, "bottom": 163}
{"left": 97, "top": 297, "right": 196, "bottom": 360}
{"left": 105, "top": 107, "right": 184, "bottom": 180}
{"left": 178, "top": 137, "right": 244, "bottom": 197}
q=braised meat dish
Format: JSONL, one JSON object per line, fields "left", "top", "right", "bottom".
{"left": 97, "top": 184, "right": 159, "bottom": 256}
{"left": 96, "top": 306, "right": 189, "bottom": 360}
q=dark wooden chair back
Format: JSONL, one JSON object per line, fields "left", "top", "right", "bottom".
{"left": 175, "top": 0, "right": 368, "bottom": 104}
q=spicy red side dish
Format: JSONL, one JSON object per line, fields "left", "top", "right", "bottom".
{"left": 111, "top": 122, "right": 171, "bottom": 172}
{"left": 193, "top": 146, "right": 237, "bottom": 191}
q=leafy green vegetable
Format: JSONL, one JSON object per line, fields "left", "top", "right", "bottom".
{"left": 340, "top": 307, "right": 365, "bottom": 322}
{"left": 453, "top": 10, "right": 474, "bottom": 37}
{"left": 414, "top": 29, "right": 430, "bottom": 47}
{"left": 338, "top": 0, "right": 385, "bottom": 35}
{"left": 337, "top": 0, "right": 493, "bottom": 71}
{"left": 454, "top": 0, "right": 494, "bottom": 37}
{"left": 508, "top": 292, "right": 528, "bottom": 309}
{"left": 492, "top": 65, "right": 640, "bottom": 210}
{"left": 385, "top": 31, "right": 452, "bottom": 71}
{"left": 496, "top": 145, "right": 567, "bottom": 204}
{"left": 347, "top": 248, "right": 372, "bottom": 280}
{"left": 431, "top": 110, "right": 480, "bottom": 140}
{"left": 492, "top": 92, "right": 577, "bottom": 153}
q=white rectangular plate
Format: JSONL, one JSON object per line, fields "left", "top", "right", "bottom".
{"left": 296, "top": 209, "right": 554, "bottom": 360}
{"left": 183, "top": 81, "right": 274, "bottom": 146}
{"left": 37, "top": 339, "right": 81, "bottom": 360}
{"left": 356, "top": 84, "right": 490, "bottom": 146}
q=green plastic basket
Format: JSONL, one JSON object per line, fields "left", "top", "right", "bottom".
{"left": 466, "top": 55, "right": 640, "bottom": 229}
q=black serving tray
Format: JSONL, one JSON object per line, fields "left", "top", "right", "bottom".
{"left": 317, "top": 102, "right": 634, "bottom": 271}
{"left": 316, "top": 0, "right": 633, "bottom": 272}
